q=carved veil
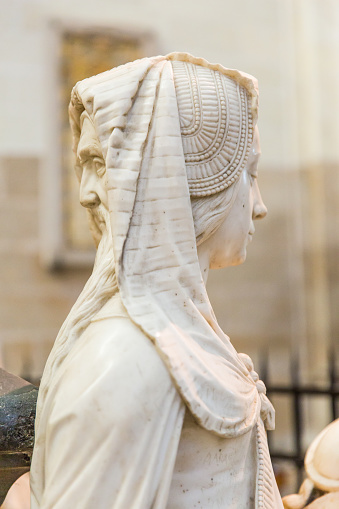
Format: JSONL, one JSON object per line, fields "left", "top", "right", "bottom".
{"left": 68, "top": 53, "right": 269, "bottom": 438}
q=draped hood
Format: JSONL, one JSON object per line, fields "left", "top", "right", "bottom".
{"left": 68, "top": 52, "right": 273, "bottom": 438}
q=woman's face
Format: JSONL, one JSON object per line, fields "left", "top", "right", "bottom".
{"left": 202, "top": 126, "right": 267, "bottom": 269}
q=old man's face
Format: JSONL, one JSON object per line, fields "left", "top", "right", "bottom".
{"left": 75, "top": 112, "right": 111, "bottom": 247}
{"left": 77, "top": 112, "right": 109, "bottom": 232}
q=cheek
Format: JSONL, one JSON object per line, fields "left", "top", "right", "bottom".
{"left": 209, "top": 226, "right": 248, "bottom": 268}
{"left": 98, "top": 177, "right": 109, "bottom": 209}
{"left": 239, "top": 186, "right": 254, "bottom": 230}
{"left": 207, "top": 176, "right": 253, "bottom": 269}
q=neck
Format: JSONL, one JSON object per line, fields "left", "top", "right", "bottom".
{"left": 197, "top": 242, "right": 210, "bottom": 285}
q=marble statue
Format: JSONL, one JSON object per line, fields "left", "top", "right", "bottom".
{"left": 30, "top": 52, "right": 283, "bottom": 508}
{"left": 283, "top": 418, "right": 339, "bottom": 509}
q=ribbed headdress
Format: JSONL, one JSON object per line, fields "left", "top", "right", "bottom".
{"left": 68, "top": 53, "right": 272, "bottom": 437}
{"left": 172, "top": 59, "right": 254, "bottom": 197}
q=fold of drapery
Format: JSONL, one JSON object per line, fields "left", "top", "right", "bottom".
{"left": 68, "top": 54, "right": 264, "bottom": 438}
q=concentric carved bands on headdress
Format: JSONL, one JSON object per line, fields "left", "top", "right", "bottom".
{"left": 171, "top": 61, "right": 253, "bottom": 197}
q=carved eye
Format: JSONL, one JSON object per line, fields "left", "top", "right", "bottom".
{"left": 93, "top": 157, "right": 105, "bottom": 178}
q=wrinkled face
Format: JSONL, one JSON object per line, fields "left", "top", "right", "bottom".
{"left": 77, "top": 112, "right": 108, "bottom": 214}
{"left": 204, "top": 126, "right": 267, "bottom": 268}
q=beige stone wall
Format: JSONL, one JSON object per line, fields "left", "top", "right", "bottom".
{"left": 0, "top": 156, "right": 90, "bottom": 381}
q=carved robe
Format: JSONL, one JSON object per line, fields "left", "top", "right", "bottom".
{"left": 31, "top": 53, "right": 283, "bottom": 509}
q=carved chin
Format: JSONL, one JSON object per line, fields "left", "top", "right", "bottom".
{"left": 234, "top": 244, "right": 248, "bottom": 265}
{"left": 209, "top": 249, "right": 247, "bottom": 269}
{"left": 236, "top": 251, "right": 247, "bottom": 265}
{"left": 227, "top": 248, "right": 248, "bottom": 267}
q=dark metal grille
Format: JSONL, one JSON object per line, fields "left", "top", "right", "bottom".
{"left": 261, "top": 348, "right": 339, "bottom": 487}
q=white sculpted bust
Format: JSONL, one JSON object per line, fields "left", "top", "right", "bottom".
{"left": 30, "top": 53, "right": 283, "bottom": 508}
{"left": 283, "top": 418, "right": 339, "bottom": 509}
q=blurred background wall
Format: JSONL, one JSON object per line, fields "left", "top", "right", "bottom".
{"left": 1, "top": 0, "right": 339, "bottom": 493}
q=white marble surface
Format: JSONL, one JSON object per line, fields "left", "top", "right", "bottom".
{"left": 31, "top": 53, "right": 282, "bottom": 508}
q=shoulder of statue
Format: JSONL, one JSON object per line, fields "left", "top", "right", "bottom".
{"left": 91, "top": 292, "right": 128, "bottom": 323}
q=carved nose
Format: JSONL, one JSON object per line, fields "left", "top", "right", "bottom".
{"left": 80, "top": 191, "right": 101, "bottom": 209}
{"left": 253, "top": 201, "right": 267, "bottom": 220}
{"left": 79, "top": 165, "right": 101, "bottom": 209}
{"left": 252, "top": 181, "right": 267, "bottom": 220}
